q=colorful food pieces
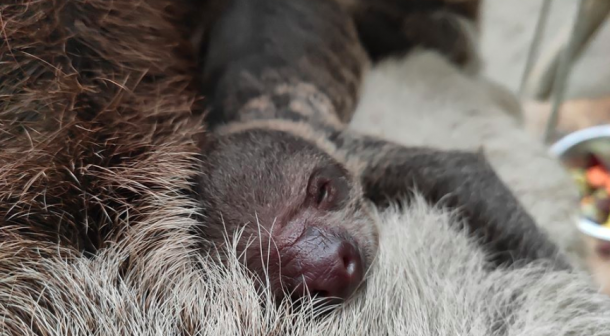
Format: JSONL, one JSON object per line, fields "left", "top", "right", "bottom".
{"left": 570, "top": 151, "right": 610, "bottom": 227}
{"left": 570, "top": 169, "right": 590, "bottom": 195}
{"left": 581, "top": 196, "right": 603, "bottom": 223}
{"left": 586, "top": 166, "right": 610, "bottom": 190}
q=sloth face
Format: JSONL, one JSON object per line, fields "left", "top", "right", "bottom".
{"left": 197, "top": 128, "right": 379, "bottom": 304}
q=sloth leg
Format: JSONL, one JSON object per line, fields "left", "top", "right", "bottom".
{"left": 331, "top": 131, "right": 572, "bottom": 270}
{"left": 347, "top": 0, "right": 481, "bottom": 68}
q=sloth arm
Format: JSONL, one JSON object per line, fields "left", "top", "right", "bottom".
{"left": 331, "top": 131, "right": 571, "bottom": 270}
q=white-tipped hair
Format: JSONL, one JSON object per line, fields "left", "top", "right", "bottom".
{"left": 2, "top": 198, "right": 609, "bottom": 335}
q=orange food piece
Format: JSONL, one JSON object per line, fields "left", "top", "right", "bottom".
{"left": 586, "top": 166, "right": 610, "bottom": 188}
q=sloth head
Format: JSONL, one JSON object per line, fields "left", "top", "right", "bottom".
{"left": 196, "top": 126, "right": 379, "bottom": 305}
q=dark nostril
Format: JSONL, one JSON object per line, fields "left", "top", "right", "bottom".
{"left": 342, "top": 245, "right": 360, "bottom": 276}
{"left": 337, "top": 241, "right": 360, "bottom": 275}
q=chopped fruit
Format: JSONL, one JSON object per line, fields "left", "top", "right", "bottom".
{"left": 568, "top": 151, "right": 610, "bottom": 233}
{"left": 586, "top": 165, "right": 610, "bottom": 188}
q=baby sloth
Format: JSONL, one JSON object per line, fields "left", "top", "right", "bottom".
{"left": 193, "top": 0, "right": 378, "bottom": 305}
{"left": 197, "top": 127, "right": 377, "bottom": 303}
{"left": 193, "top": 0, "right": 570, "bottom": 306}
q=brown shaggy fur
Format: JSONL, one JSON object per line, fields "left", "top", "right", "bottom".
{"left": 0, "top": 1, "right": 206, "bottom": 333}
{"left": 0, "top": 0, "right": 201, "bottom": 251}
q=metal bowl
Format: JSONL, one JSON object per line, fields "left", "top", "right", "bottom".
{"left": 550, "top": 125, "right": 610, "bottom": 241}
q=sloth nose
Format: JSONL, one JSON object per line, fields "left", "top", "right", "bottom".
{"left": 281, "top": 227, "right": 364, "bottom": 303}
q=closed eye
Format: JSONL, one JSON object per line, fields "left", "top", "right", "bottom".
{"left": 307, "top": 165, "right": 349, "bottom": 211}
{"left": 317, "top": 181, "right": 331, "bottom": 206}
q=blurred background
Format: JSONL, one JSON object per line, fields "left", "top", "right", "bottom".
{"left": 481, "top": 0, "right": 610, "bottom": 294}
{"left": 483, "top": 0, "right": 610, "bottom": 100}
{"left": 481, "top": 0, "right": 610, "bottom": 138}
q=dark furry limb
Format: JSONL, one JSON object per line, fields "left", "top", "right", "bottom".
{"left": 332, "top": 132, "right": 571, "bottom": 268}
{"left": 200, "top": 0, "right": 367, "bottom": 127}
{"left": 341, "top": 0, "right": 481, "bottom": 67}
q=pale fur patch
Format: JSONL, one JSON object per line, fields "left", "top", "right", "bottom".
{"left": 215, "top": 119, "right": 366, "bottom": 176}
{"left": 2, "top": 200, "right": 609, "bottom": 335}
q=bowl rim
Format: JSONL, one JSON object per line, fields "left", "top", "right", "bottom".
{"left": 550, "top": 124, "right": 610, "bottom": 157}
{"left": 578, "top": 218, "right": 610, "bottom": 241}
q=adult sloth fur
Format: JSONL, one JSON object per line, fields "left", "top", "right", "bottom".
{"left": 0, "top": 0, "right": 205, "bottom": 333}
{"left": 0, "top": 0, "right": 202, "bottom": 252}
{"left": 1, "top": 0, "right": 610, "bottom": 335}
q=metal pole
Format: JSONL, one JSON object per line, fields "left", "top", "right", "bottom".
{"left": 531, "top": 0, "right": 610, "bottom": 100}
{"left": 543, "top": 0, "right": 589, "bottom": 143}
{"left": 519, "top": 0, "right": 553, "bottom": 97}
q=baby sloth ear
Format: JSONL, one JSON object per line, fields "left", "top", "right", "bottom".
{"left": 307, "top": 165, "right": 350, "bottom": 211}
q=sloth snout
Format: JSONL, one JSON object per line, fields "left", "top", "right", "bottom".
{"left": 280, "top": 227, "right": 364, "bottom": 304}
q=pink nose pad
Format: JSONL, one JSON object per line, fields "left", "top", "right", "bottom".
{"left": 281, "top": 227, "right": 364, "bottom": 303}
